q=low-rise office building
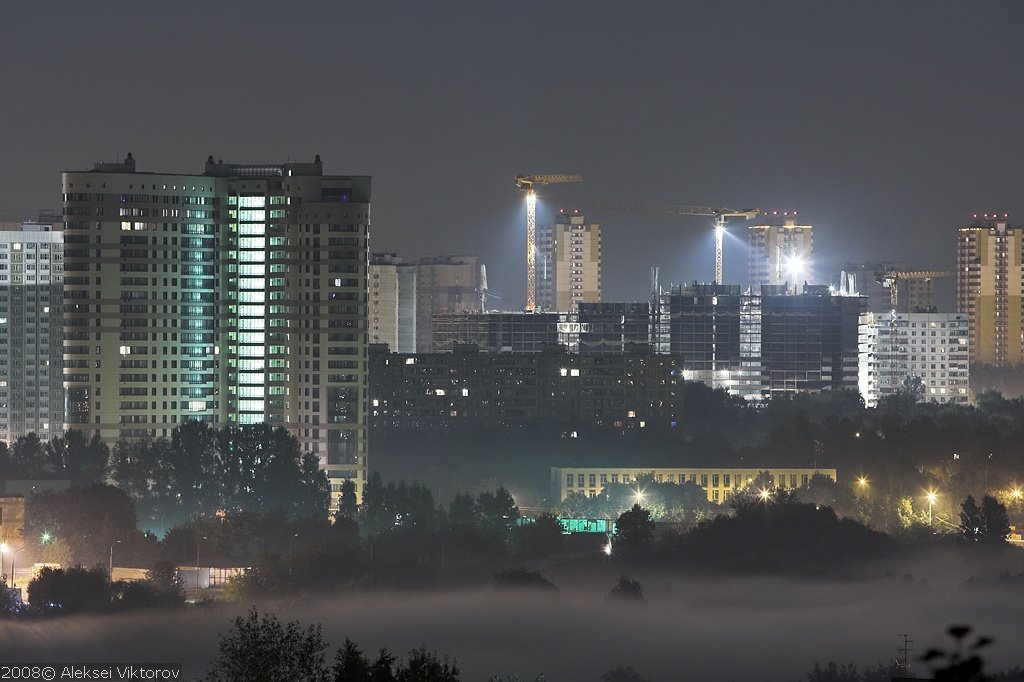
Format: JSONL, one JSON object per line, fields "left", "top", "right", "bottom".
{"left": 550, "top": 466, "right": 838, "bottom": 505}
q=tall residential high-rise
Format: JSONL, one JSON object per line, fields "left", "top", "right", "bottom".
{"left": 536, "top": 209, "right": 601, "bottom": 311}
{"left": 957, "top": 214, "right": 1021, "bottom": 366}
{"left": 369, "top": 253, "right": 417, "bottom": 353}
{"left": 858, "top": 311, "right": 970, "bottom": 407}
{"left": 415, "top": 255, "right": 483, "bottom": 351}
{"left": 748, "top": 215, "right": 813, "bottom": 292}
{"left": 0, "top": 219, "right": 64, "bottom": 444}
{"left": 61, "top": 154, "right": 370, "bottom": 505}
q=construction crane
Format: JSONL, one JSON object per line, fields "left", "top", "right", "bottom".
{"left": 873, "top": 269, "right": 953, "bottom": 314}
{"left": 594, "top": 202, "right": 760, "bottom": 284}
{"left": 515, "top": 174, "right": 583, "bottom": 311}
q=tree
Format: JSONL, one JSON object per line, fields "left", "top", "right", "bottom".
{"left": 607, "top": 575, "right": 645, "bottom": 603}
{"left": 338, "top": 480, "right": 358, "bottom": 518}
{"left": 143, "top": 560, "right": 185, "bottom": 605}
{"left": 334, "top": 639, "right": 372, "bottom": 682}
{"left": 395, "top": 646, "right": 460, "bottom": 681}
{"left": 447, "top": 493, "right": 477, "bottom": 526}
{"left": 50, "top": 430, "right": 109, "bottom": 487}
{"left": 25, "top": 485, "right": 141, "bottom": 566}
{"left": 493, "top": 568, "right": 557, "bottom": 592}
{"left": 0, "top": 577, "right": 18, "bottom": 617}
{"left": 475, "top": 488, "right": 520, "bottom": 536}
{"left": 960, "top": 494, "right": 1010, "bottom": 545}
{"left": 960, "top": 495, "right": 984, "bottom": 541}
{"left": 601, "top": 666, "right": 650, "bottom": 682}
{"left": 512, "top": 513, "right": 563, "bottom": 558}
{"left": 981, "top": 494, "right": 1011, "bottom": 545}
{"left": 10, "top": 433, "right": 60, "bottom": 478}
{"left": 360, "top": 473, "right": 393, "bottom": 537}
{"left": 206, "top": 608, "right": 330, "bottom": 682}
{"left": 27, "top": 566, "right": 111, "bottom": 613}
{"left": 615, "top": 504, "right": 654, "bottom": 550}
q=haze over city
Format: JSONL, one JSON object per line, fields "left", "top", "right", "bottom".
{"left": 3, "top": 3, "right": 1024, "bottom": 682}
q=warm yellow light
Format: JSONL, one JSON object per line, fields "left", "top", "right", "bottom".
{"left": 857, "top": 477, "right": 868, "bottom": 487}
{"left": 926, "top": 491, "right": 937, "bottom": 504}
{"left": 759, "top": 489, "right": 771, "bottom": 502}
{"left": 1011, "top": 488, "right": 1022, "bottom": 500}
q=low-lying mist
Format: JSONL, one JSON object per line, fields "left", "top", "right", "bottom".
{"left": 3, "top": 547, "right": 1023, "bottom": 681}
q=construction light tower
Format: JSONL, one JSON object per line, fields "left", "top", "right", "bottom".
{"left": 594, "top": 202, "right": 759, "bottom": 284}
{"left": 515, "top": 174, "right": 582, "bottom": 311}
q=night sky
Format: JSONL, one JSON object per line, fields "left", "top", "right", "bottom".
{"left": 2, "top": 1, "right": 1022, "bottom": 308}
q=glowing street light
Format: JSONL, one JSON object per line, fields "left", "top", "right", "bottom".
{"left": 0, "top": 542, "right": 7, "bottom": 580}
{"left": 857, "top": 476, "right": 869, "bottom": 488}
{"left": 633, "top": 488, "right": 646, "bottom": 506}
{"left": 1010, "top": 487, "right": 1023, "bottom": 502}
{"left": 759, "top": 488, "right": 772, "bottom": 503}
{"left": 926, "top": 490, "right": 938, "bottom": 524}
{"left": 40, "top": 532, "right": 52, "bottom": 544}
{"left": 602, "top": 539, "right": 613, "bottom": 556}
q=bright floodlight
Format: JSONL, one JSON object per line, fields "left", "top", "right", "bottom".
{"left": 785, "top": 254, "right": 805, "bottom": 281}
{"left": 759, "top": 488, "right": 771, "bottom": 502}
{"left": 634, "top": 488, "right": 646, "bottom": 505}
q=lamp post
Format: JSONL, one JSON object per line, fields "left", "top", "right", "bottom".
{"left": 108, "top": 540, "right": 121, "bottom": 579}
{"left": 0, "top": 542, "right": 8, "bottom": 581}
{"left": 195, "top": 535, "right": 207, "bottom": 602}
{"left": 926, "top": 490, "right": 938, "bottom": 525}
{"left": 288, "top": 533, "right": 299, "bottom": 583}
{"left": 10, "top": 547, "right": 24, "bottom": 588}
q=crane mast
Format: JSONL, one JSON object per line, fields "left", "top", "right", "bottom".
{"left": 594, "top": 202, "right": 759, "bottom": 285}
{"left": 515, "top": 174, "right": 582, "bottom": 311}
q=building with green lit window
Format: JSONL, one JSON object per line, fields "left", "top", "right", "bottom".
{"left": 61, "top": 154, "right": 369, "bottom": 508}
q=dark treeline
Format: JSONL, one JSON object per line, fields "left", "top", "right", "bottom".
{"left": 2, "top": 422, "right": 330, "bottom": 530}
{"left": 374, "top": 382, "right": 1024, "bottom": 524}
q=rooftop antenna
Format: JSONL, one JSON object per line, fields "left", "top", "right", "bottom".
{"left": 896, "top": 633, "right": 914, "bottom": 678}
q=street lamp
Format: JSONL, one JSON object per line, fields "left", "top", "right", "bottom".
{"left": 195, "top": 535, "right": 207, "bottom": 602}
{"left": 0, "top": 542, "right": 7, "bottom": 581}
{"left": 10, "top": 547, "right": 25, "bottom": 588}
{"left": 108, "top": 540, "right": 122, "bottom": 579}
{"left": 288, "top": 533, "right": 299, "bottom": 582}
{"left": 633, "top": 488, "right": 645, "bottom": 506}
{"left": 759, "top": 488, "right": 772, "bottom": 503}
{"left": 926, "top": 490, "right": 938, "bottom": 524}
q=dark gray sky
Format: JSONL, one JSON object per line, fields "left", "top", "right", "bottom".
{"left": 2, "top": 1, "right": 1022, "bottom": 308}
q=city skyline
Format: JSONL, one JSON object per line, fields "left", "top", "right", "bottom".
{"left": 2, "top": 2, "right": 1023, "bottom": 307}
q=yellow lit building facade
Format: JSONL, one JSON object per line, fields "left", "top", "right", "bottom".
{"left": 550, "top": 466, "right": 837, "bottom": 505}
